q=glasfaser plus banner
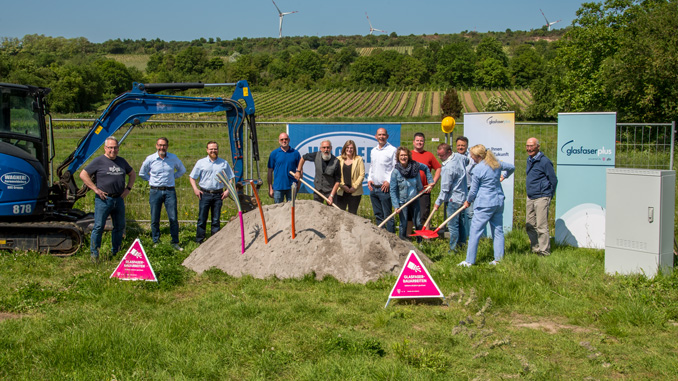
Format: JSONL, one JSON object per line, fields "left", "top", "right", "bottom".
{"left": 288, "top": 124, "right": 401, "bottom": 194}
{"left": 555, "top": 112, "right": 616, "bottom": 249}
{"left": 463, "top": 112, "right": 515, "bottom": 231}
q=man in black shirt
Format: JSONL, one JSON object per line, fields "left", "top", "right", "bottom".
{"left": 80, "top": 137, "right": 136, "bottom": 263}
{"left": 294, "top": 140, "right": 340, "bottom": 205}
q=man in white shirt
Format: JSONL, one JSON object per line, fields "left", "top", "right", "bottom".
{"left": 367, "top": 128, "right": 397, "bottom": 233}
{"left": 139, "top": 137, "right": 186, "bottom": 251}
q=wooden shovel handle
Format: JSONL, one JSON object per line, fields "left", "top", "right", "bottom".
{"left": 378, "top": 186, "right": 430, "bottom": 228}
{"left": 433, "top": 205, "right": 467, "bottom": 234}
{"left": 289, "top": 171, "right": 340, "bottom": 209}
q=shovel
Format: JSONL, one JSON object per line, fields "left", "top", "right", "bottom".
{"left": 249, "top": 180, "right": 268, "bottom": 244}
{"left": 291, "top": 182, "right": 297, "bottom": 239}
{"left": 218, "top": 171, "right": 245, "bottom": 254}
{"left": 410, "top": 204, "right": 467, "bottom": 239}
{"left": 378, "top": 186, "right": 431, "bottom": 228}
{"left": 289, "top": 171, "right": 340, "bottom": 209}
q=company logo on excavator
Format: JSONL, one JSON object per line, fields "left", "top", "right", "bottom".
{"left": 1, "top": 172, "right": 31, "bottom": 186}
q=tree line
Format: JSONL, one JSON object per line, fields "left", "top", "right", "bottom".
{"left": 1, "top": 0, "right": 675, "bottom": 123}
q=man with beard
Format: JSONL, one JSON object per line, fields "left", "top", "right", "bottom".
{"left": 139, "top": 137, "right": 186, "bottom": 251}
{"left": 189, "top": 141, "right": 234, "bottom": 244}
{"left": 294, "top": 140, "right": 340, "bottom": 205}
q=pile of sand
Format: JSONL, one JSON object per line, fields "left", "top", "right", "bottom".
{"left": 182, "top": 200, "right": 429, "bottom": 284}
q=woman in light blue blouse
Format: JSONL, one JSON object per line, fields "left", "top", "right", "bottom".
{"left": 459, "top": 144, "right": 515, "bottom": 266}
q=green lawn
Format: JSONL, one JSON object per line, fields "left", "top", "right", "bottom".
{"left": 1, "top": 229, "right": 677, "bottom": 379}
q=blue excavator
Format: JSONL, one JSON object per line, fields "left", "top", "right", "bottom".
{"left": 0, "top": 81, "right": 260, "bottom": 255}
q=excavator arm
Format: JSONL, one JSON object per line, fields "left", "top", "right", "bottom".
{"left": 52, "top": 80, "right": 259, "bottom": 210}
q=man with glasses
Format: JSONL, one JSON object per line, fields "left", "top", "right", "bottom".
{"left": 189, "top": 141, "right": 234, "bottom": 244}
{"left": 139, "top": 137, "right": 186, "bottom": 251}
{"left": 525, "top": 137, "right": 558, "bottom": 256}
{"left": 267, "top": 132, "right": 301, "bottom": 203}
{"left": 79, "top": 137, "right": 136, "bottom": 263}
{"left": 294, "top": 140, "right": 340, "bottom": 205}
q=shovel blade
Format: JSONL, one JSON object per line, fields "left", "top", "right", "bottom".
{"left": 410, "top": 228, "right": 439, "bottom": 239}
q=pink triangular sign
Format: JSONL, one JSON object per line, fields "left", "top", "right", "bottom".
{"left": 110, "top": 238, "right": 157, "bottom": 282}
{"left": 385, "top": 250, "right": 444, "bottom": 307}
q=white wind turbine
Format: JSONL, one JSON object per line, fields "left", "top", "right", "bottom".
{"left": 272, "top": 0, "right": 298, "bottom": 38}
{"left": 366, "top": 12, "right": 387, "bottom": 35}
{"left": 540, "top": 9, "right": 561, "bottom": 31}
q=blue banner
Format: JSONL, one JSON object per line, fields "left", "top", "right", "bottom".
{"left": 555, "top": 112, "right": 616, "bottom": 249}
{"left": 288, "top": 124, "right": 401, "bottom": 194}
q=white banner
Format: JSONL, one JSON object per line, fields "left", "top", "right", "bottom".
{"left": 463, "top": 112, "right": 516, "bottom": 231}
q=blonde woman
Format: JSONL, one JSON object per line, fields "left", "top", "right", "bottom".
{"left": 336, "top": 140, "right": 365, "bottom": 214}
{"left": 459, "top": 144, "right": 515, "bottom": 267}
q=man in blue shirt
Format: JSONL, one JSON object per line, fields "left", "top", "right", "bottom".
{"left": 139, "top": 137, "right": 186, "bottom": 251}
{"left": 525, "top": 137, "right": 558, "bottom": 256}
{"left": 189, "top": 141, "right": 234, "bottom": 244}
{"left": 268, "top": 132, "right": 301, "bottom": 203}
{"left": 432, "top": 143, "right": 468, "bottom": 251}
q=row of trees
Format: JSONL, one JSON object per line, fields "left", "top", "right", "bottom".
{"left": 1, "top": 0, "right": 675, "bottom": 122}
{"left": 530, "top": 0, "right": 677, "bottom": 122}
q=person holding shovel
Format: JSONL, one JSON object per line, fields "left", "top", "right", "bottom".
{"left": 459, "top": 144, "right": 515, "bottom": 267}
{"left": 431, "top": 143, "right": 467, "bottom": 252}
{"left": 390, "top": 147, "right": 433, "bottom": 240}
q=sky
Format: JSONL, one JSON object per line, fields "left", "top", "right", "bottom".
{"left": 1, "top": 0, "right": 585, "bottom": 43}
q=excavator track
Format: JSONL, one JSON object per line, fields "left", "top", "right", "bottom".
{"left": 0, "top": 221, "right": 84, "bottom": 256}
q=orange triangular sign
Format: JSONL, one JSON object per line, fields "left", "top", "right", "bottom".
{"left": 110, "top": 238, "right": 157, "bottom": 281}
{"left": 385, "top": 250, "right": 444, "bottom": 307}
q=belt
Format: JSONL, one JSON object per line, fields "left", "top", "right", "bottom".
{"left": 151, "top": 186, "right": 175, "bottom": 190}
{"left": 202, "top": 188, "right": 224, "bottom": 194}
{"left": 107, "top": 193, "right": 121, "bottom": 198}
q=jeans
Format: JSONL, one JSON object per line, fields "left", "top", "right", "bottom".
{"left": 91, "top": 196, "right": 126, "bottom": 258}
{"left": 465, "top": 204, "right": 505, "bottom": 264}
{"left": 446, "top": 201, "right": 463, "bottom": 251}
{"left": 397, "top": 201, "right": 421, "bottom": 240}
{"left": 149, "top": 188, "right": 179, "bottom": 244}
{"left": 196, "top": 192, "right": 223, "bottom": 243}
{"left": 273, "top": 189, "right": 292, "bottom": 203}
{"left": 370, "top": 188, "right": 394, "bottom": 233}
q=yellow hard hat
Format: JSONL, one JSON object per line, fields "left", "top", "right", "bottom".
{"left": 441, "top": 116, "right": 456, "bottom": 133}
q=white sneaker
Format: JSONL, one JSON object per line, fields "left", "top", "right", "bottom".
{"left": 489, "top": 260, "right": 500, "bottom": 265}
{"left": 457, "top": 261, "right": 472, "bottom": 267}
{"left": 172, "top": 244, "right": 184, "bottom": 252}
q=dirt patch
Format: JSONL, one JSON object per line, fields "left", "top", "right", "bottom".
{"left": 0, "top": 312, "right": 23, "bottom": 322}
{"left": 183, "top": 200, "right": 428, "bottom": 284}
{"left": 463, "top": 91, "right": 477, "bottom": 112}
{"left": 510, "top": 313, "right": 592, "bottom": 334}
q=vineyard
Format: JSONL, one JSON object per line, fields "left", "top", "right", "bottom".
{"left": 252, "top": 88, "right": 532, "bottom": 119}
{"left": 356, "top": 46, "right": 414, "bottom": 56}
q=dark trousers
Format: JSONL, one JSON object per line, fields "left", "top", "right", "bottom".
{"left": 196, "top": 192, "right": 223, "bottom": 243}
{"left": 336, "top": 194, "right": 361, "bottom": 214}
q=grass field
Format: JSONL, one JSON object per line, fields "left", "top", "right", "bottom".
{"left": 2, "top": 115, "right": 675, "bottom": 378}
{"left": 1, "top": 228, "right": 677, "bottom": 379}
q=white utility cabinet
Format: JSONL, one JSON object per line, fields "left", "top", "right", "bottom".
{"left": 605, "top": 169, "right": 675, "bottom": 277}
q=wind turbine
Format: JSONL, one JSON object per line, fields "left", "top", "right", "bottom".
{"left": 366, "top": 12, "right": 387, "bottom": 35}
{"left": 272, "top": 0, "right": 298, "bottom": 38}
{"left": 540, "top": 9, "right": 561, "bottom": 31}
